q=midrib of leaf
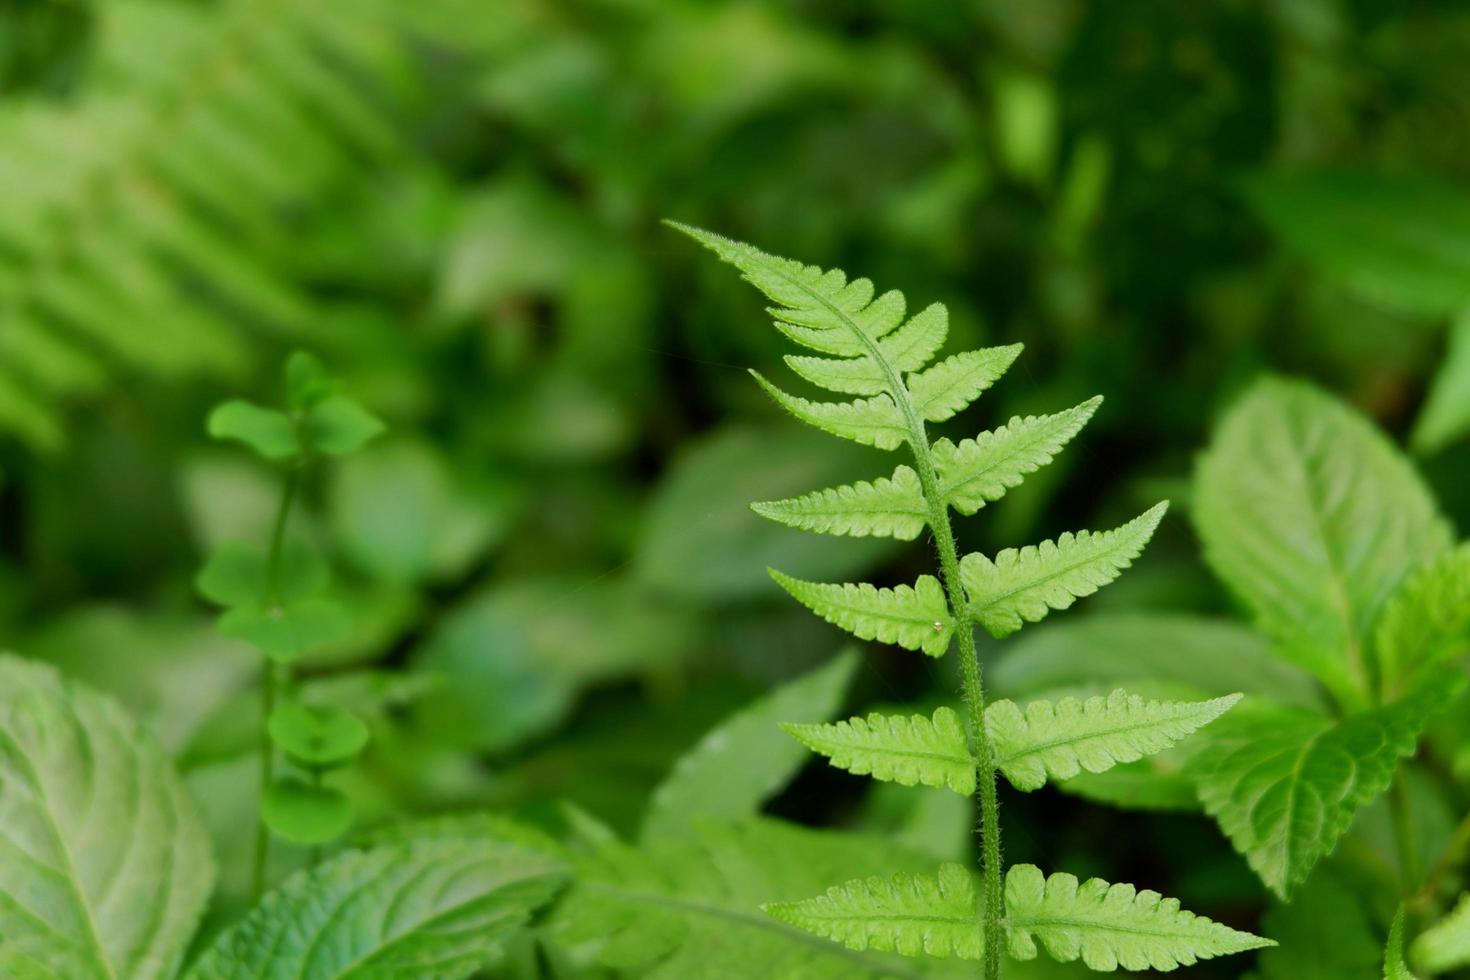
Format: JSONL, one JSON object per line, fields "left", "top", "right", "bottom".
{"left": 992, "top": 713, "right": 1198, "bottom": 764}
{"left": 1276, "top": 725, "right": 1330, "bottom": 883}
{"left": 968, "top": 536, "right": 1131, "bottom": 610}
{"left": 580, "top": 881, "right": 930, "bottom": 979}
{"left": 1011, "top": 911, "right": 1211, "bottom": 941}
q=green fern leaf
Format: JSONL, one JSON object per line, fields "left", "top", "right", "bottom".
{"left": 1190, "top": 676, "right": 1465, "bottom": 898}
{"left": 752, "top": 464, "right": 928, "bottom": 540}
{"left": 907, "top": 346, "right": 1022, "bottom": 422}
{"left": 960, "top": 502, "right": 1168, "bottom": 638}
{"left": 1004, "top": 864, "right": 1272, "bottom": 971}
{"left": 986, "top": 689, "right": 1241, "bottom": 792}
{"left": 1387, "top": 907, "right": 1421, "bottom": 980}
{"left": 933, "top": 398, "right": 1102, "bottom": 514}
{"left": 783, "top": 707, "right": 976, "bottom": 795}
{"left": 771, "top": 570, "right": 955, "bottom": 656}
{"left": 1411, "top": 892, "right": 1470, "bottom": 974}
{"left": 764, "top": 863, "right": 982, "bottom": 961}
{"left": 752, "top": 372, "right": 909, "bottom": 449}
{"left": 784, "top": 303, "right": 948, "bottom": 395}
{"left": 1375, "top": 542, "right": 1470, "bottom": 695}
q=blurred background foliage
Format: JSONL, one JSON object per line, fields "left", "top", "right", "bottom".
{"left": 2, "top": 0, "right": 1470, "bottom": 966}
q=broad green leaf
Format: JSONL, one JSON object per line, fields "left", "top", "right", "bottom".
{"left": 1194, "top": 378, "right": 1452, "bottom": 705}
{"left": 195, "top": 539, "right": 328, "bottom": 607}
{"left": 961, "top": 502, "right": 1167, "bottom": 638}
{"left": 1004, "top": 864, "right": 1271, "bottom": 971}
{"left": 261, "top": 777, "right": 352, "bottom": 845}
{"left": 1190, "top": 676, "right": 1465, "bottom": 898}
{"left": 184, "top": 840, "right": 566, "bottom": 979}
{"left": 1387, "top": 907, "right": 1420, "bottom": 980}
{"left": 986, "top": 689, "right": 1240, "bottom": 792}
{"left": 783, "top": 303, "right": 947, "bottom": 395}
{"left": 207, "top": 399, "right": 298, "bottom": 461}
{"left": 302, "top": 394, "right": 385, "bottom": 455}
{"left": 771, "top": 570, "right": 954, "bottom": 656}
{"left": 933, "top": 398, "right": 1101, "bottom": 515}
{"left": 785, "top": 707, "right": 976, "bottom": 795}
{"left": 1242, "top": 169, "right": 1470, "bottom": 316}
{"left": 753, "top": 372, "right": 908, "bottom": 450}
{"left": 1375, "top": 542, "right": 1470, "bottom": 696}
{"left": 643, "top": 651, "right": 858, "bottom": 840}
{"left": 0, "top": 655, "right": 214, "bottom": 980}
{"left": 765, "top": 863, "right": 982, "bottom": 960}
{"left": 1249, "top": 862, "right": 1383, "bottom": 980}
{"left": 1412, "top": 892, "right": 1470, "bottom": 974}
{"left": 906, "top": 345, "right": 1021, "bottom": 423}
{"left": 267, "top": 703, "right": 369, "bottom": 769}
{"left": 1413, "top": 311, "right": 1470, "bottom": 454}
{"left": 218, "top": 596, "right": 351, "bottom": 664}
{"left": 752, "top": 464, "right": 928, "bottom": 541}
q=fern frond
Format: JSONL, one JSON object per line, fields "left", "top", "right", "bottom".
{"left": 933, "top": 399, "right": 1102, "bottom": 514}
{"left": 1411, "top": 892, "right": 1470, "bottom": 973}
{"left": 752, "top": 465, "right": 928, "bottom": 540}
{"left": 986, "top": 690, "right": 1241, "bottom": 792}
{"left": 771, "top": 570, "right": 955, "bottom": 656}
{"left": 907, "top": 346, "right": 1022, "bottom": 423}
{"left": 1004, "top": 864, "right": 1272, "bottom": 971}
{"left": 785, "top": 303, "right": 949, "bottom": 395}
{"left": 752, "top": 372, "right": 909, "bottom": 450}
{"left": 764, "top": 863, "right": 982, "bottom": 961}
{"left": 960, "top": 503, "right": 1168, "bottom": 638}
{"left": 783, "top": 707, "right": 976, "bottom": 795}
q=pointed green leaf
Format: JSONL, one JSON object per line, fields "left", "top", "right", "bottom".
{"left": 1005, "top": 864, "right": 1271, "bottom": 971}
{"left": 1388, "top": 907, "right": 1420, "bottom": 980}
{"left": 783, "top": 303, "right": 948, "bottom": 395}
{"left": 1375, "top": 542, "right": 1470, "bottom": 696}
{"left": 303, "top": 394, "right": 385, "bottom": 455}
{"left": 1190, "top": 676, "right": 1465, "bottom": 898}
{"left": 986, "top": 689, "right": 1240, "bottom": 792}
{"left": 784, "top": 707, "right": 976, "bottom": 795}
{"left": 907, "top": 345, "right": 1022, "bottom": 422}
{"left": 644, "top": 652, "right": 858, "bottom": 840}
{"left": 261, "top": 777, "right": 353, "bottom": 845}
{"left": 961, "top": 502, "right": 1167, "bottom": 638}
{"left": 752, "top": 465, "right": 928, "bottom": 540}
{"left": 764, "top": 863, "right": 981, "bottom": 960}
{"left": 1413, "top": 311, "right": 1470, "bottom": 454}
{"left": 934, "top": 398, "right": 1102, "bottom": 514}
{"left": 1412, "top": 892, "right": 1470, "bottom": 974}
{"left": 184, "top": 840, "right": 565, "bottom": 979}
{"left": 771, "top": 570, "right": 954, "bottom": 656}
{"left": 207, "top": 399, "right": 299, "bottom": 460}
{"left": 0, "top": 656, "right": 214, "bottom": 980}
{"left": 752, "top": 372, "right": 908, "bottom": 450}
{"left": 1194, "top": 378, "right": 1452, "bottom": 705}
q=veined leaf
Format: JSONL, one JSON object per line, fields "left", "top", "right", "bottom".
{"left": 753, "top": 372, "right": 909, "bottom": 450}
{"left": 1412, "top": 892, "right": 1470, "bottom": 974}
{"left": 644, "top": 652, "right": 858, "bottom": 840}
{"left": 184, "top": 840, "right": 565, "bottom": 979}
{"left": 1375, "top": 543, "right": 1470, "bottom": 695}
{"left": 784, "top": 707, "right": 976, "bottom": 795}
{"left": 1194, "top": 378, "right": 1452, "bottom": 706}
{"left": 1387, "top": 907, "right": 1420, "bottom": 980}
{"left": 0, "top": 656, "right": 214, "bottom": 980}
{"left": 771, "top": 570, "right": 954, "bottom": 656}
{"left": 1004, "top": 864, "right": 1271, "bottom": 971}
{"left": 1190, "top": 676, "right": 1465, "bottom": 898}
{"left": 764, "top": 863, "right": 982, "bottom": 961}
{"left": 907, "top": 346, "right": 1021, "bottom": 423}
{"left": 752, "top": 464, "right": 928, "bottom": 540}
{"left": 784, "top": 303, "right": 948, "bottom": 395}
{"left": 1250, "top": 863, "right": 1384, "bottom": 980}
{"left": 960, "top": 502, "right": 1167, "bottom": 638}
{"left": 986, "top": 689, "right": 1241, "bottom": 792}
{"left": 933, "top": 398, "right": 1101, "bottom": 515}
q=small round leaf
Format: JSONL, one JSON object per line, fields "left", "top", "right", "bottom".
{"left": 207, "top": 400, "right": 299, "bottom": 461}
{"left": 218, "top": 596, "right": 351, "bottom": 664}
{"left": 261, "top": 778, "right": 352, "bottom": 845}
{"left": 268, "top": 702, "right": 370, "bottom": 769}
{"left": 285, "top": 351, "right": 337, "bottom": 410}
{"left": 303, "top": 396, "right": 385, "bottom": 455}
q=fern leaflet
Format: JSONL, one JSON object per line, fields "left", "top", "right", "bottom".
{"left": 752, "top": 465, "right": 928, "bottom": 540}
{"left": 771, "top": 571, "right": 954, "bottom": 657}
{"left": 783, "top": 708, "right": 976, "bottom": 795}
{"left": 933, "top": 399, "right": 1101, "bottom": 514}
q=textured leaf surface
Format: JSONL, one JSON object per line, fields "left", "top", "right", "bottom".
{"left": 765, "top": 863, "right": 981, "bottom": 961}
{"left": 1194, "top": 378, "right": 1452, "bottom": 704}
{"left": 1387, "top": 907, "right": 1419, "bottom": 980}
{"left": 986, "top": 689, "right": 1240, "bottom": 792}
{"left": 753, "top": 372, "right": 908, "bottom": 449}
{"left": 185, "top": 840, "right": 565, "bottom": 979}
{"left": 961, "top": 503, "right": 1167, "bottom": 638}
{"left": 772, "top": 570, "right": 955, "bottom": 656}
{"left": 907, "top": 346, "right": 1020, "bottom": 422}
{"left": 783, "top": 304, "right": 948, "bottom": 395}
{"left": 1375, "top": 542, "right": 1470, "bottom": 695}
{"left": 1004, "top": 864, "right": 1271, "bottom": 971}
{"left": 784, "top": 707, "right": 976, "bottom": 795}
{"left": 1412, "top": 892, "right": 1470, "bottom": 974}
{"left": 644, "top": 652, "right": 858, "bottom": 840}
{"left": 0, "top": 655, "right": 214, "bottom": 980}
{"left": 752, "top": 464, "right": 928, "bottom": 540}
{"left": 933, "top": 399, "right": 1100, "bottom": 515}
{"left": 1190, "top": 677, "right": 1464, "bottom": 897}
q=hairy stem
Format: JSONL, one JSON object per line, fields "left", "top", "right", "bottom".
{"left": 252, "top": 465, "right": 300, "bottom": 900}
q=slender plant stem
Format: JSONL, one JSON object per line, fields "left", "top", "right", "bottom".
{"left": 1413, "top": 804, "right": 1470, "bottom": 911}
{"left": 251, "top": 465, "right": 301, "bottom": 900}
{"left": 1390, "top": 772, "right": 1420, "bottom": 897}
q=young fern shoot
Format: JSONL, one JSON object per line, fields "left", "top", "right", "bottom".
{"left": 674, "top": 224, "right": 1269, "bottom": 976}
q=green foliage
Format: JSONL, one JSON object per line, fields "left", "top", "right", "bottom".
{"left": 784, "top": 708, "right": 977, "bottom": 796}
{"left": 259, "top": 778, "right": 353, "bottom": 845}
{"left": 1375, "top": 543, "right": 1470, "bottom": 696}
{"left": 771, "top": 571, "right": 955, "bottom": 656}
{"left": 753, "top": 465, "right": 928, "bottom": 541}
{"left": 932, "top": 399, "right": 1101, "bottom": 515}
{"left": 1387, "top": 907, "right": 1420, "bottom": 980}
{"left": 1412, "top": 892, "right": 1470, "bottom": 974}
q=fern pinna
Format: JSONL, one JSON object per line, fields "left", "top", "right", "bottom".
{"left": 674, "top": 224, "right": 1270, "bottom": 977}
